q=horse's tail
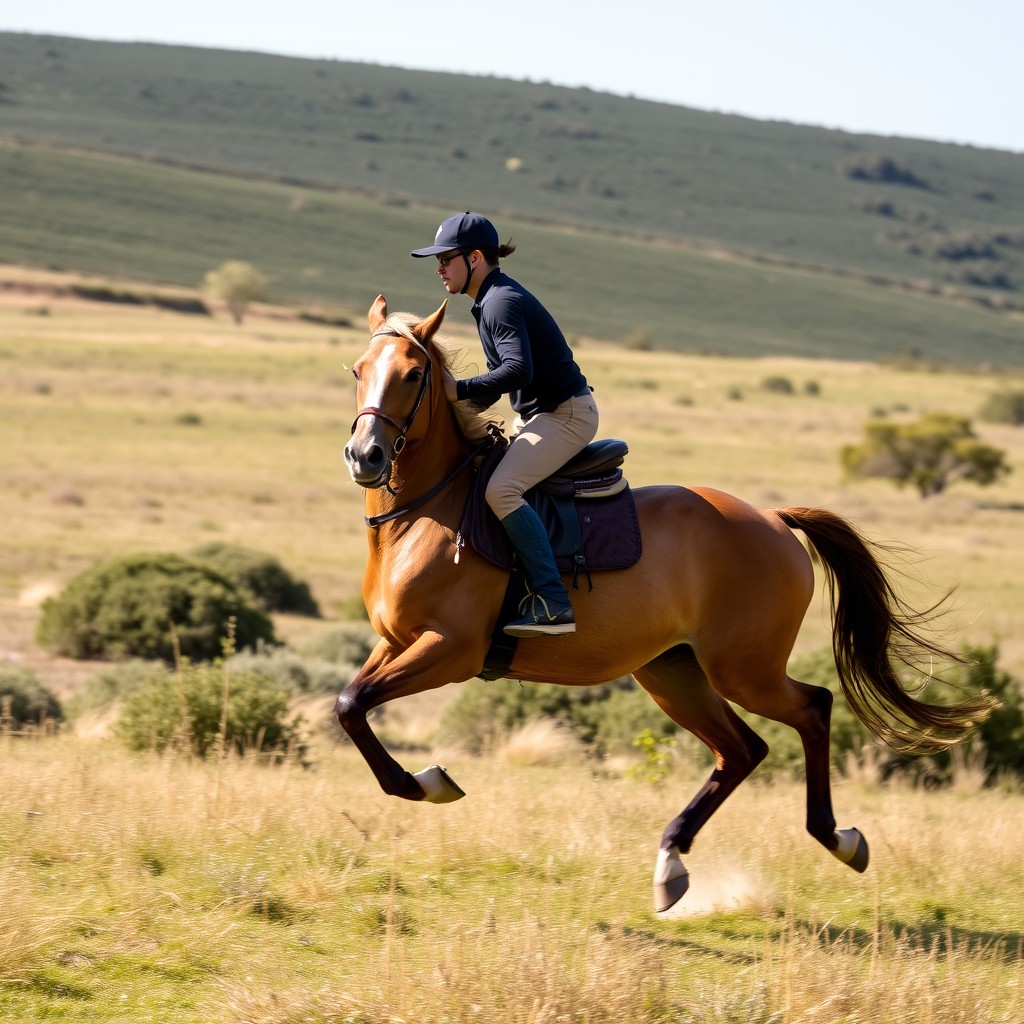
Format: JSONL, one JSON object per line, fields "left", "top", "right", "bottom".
{"left": 775, "top": 506, "right": 998, "bottom": 754}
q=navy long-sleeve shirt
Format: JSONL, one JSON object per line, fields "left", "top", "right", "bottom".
{"left": 454, "top": 268, "right": 589, "bottom": 418}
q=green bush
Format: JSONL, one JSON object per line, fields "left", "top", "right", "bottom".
{"left": 841, "top": 154, "right": 929, "bottom": 188}
{"left": 977, "top": 390, "right": 1024, "bottom": 426}
{"left": 36, "top": 553, "right": 275, "bottom": 663}
{"left": 298, "top": 623, "right": 376, "bottom": 666}
{"left": 761, "top": 375, "right": 795, "bottom": 394}
{"left": 439, "top": 676, "right": 671, "bottom": 756}
{"left": 919, "top": 643, "right": 1024, "bottom": 782}
{"left": 70, "top": 661, "right": 155, "bottom": 717}
{"left": 841, "top": 413, "right": 1011, "bottom": 498}
{"left": 0, "top": 667, "right": 62, "bottom": 728}
{"left": 116, "top": 660, "right": 305, "bottom": 760}
{"left": 189, "top": 543, "right": 320, "bottom": 616}
{"left": 228, "top": 646, "right": 352, "bottom": 694}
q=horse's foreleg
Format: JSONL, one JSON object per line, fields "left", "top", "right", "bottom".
{"left": 335, "top": 632, "right": 473, "bottom": 803}
{"left": 634, "top": 646, "right": 769, "bottom": 912}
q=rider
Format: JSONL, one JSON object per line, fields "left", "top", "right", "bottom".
{"left": 411, "top": 212, "right": 598, "bottom": 637}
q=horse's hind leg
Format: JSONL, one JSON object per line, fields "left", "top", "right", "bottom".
{"left": 633, "top": 645, "right": 769, "bottom": 912}
{"left": 722, "top": 669, "right": 869, "bottom": 874}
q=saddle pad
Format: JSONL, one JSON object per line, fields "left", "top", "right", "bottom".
{"left": 459, "top": 446, "right": 643, "bottom": 574}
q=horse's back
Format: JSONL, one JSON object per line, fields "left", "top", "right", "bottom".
{"left": 633, "top": 484, "right": 810, "bottom": 566}
{"left": 509, "top": 483, "right": 815, "bottom": 684}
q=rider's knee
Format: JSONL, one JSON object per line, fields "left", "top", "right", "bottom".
{"left": 485, "top": 477, "right": 525, "bottom": 521}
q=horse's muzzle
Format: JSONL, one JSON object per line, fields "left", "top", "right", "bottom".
{"left": 344, "top": 438, "right": 391, "bottom": 489}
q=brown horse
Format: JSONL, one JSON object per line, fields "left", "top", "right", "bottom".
{"left": 337, "top": 295, "right": 995, "bottom": 912}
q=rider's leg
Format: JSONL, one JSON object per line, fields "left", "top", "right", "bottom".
{"left": 486, "top": 393, "right": 598, "bottom": 637}
{"left": 499, "top": 502, "right": 576, "bottom": 635}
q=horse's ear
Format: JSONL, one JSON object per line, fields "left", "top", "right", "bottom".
{"left": 368, "top": 295, "right": 388, "bottom": 332}
{"left": 410, "top": 300, "right": 447, "bottom": 344}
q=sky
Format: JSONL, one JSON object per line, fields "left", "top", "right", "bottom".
{"left": 3, "top": 0, "right": 1022, "bottom": 153}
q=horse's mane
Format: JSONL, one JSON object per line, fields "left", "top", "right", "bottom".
{"left": 384, "top": 311, "right": 504, "bottom": 444}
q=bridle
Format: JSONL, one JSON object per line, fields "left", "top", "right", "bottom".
{"left": 349, "top": 328, "right": 433, "bottom": 494}
{"left": 349, "top": 325, "right": 497, "bottom": 529}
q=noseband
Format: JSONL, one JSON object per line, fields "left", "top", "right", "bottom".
{"left": 350, "top": 328, "right": 433, "bottom": 491}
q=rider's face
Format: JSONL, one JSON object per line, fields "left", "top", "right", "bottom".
{"left": 435, "top": 250, "right": 473, "bottom": 294}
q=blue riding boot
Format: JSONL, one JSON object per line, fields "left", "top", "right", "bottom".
{"left": 500, "top": 504, "right": 576, "bottom": 637}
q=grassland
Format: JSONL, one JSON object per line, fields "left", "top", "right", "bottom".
{"left": 2, "top": 31, "right": 1023, "bottom": 368}
{"left": 2, "top": 275, "right": 1023, "bottom": 1022}
{"left": 2, "top": 141, "right": 1023, "bottom": 369}
{"left": 3, "top": 31, "right": 1022, "bottom": 288}
{"left": 1, "top": 735, "right": 1022, "bottom": 1023}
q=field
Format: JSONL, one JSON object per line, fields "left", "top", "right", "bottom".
{"left": 3, "top": 142, "right": 1022, "bottom": 371}
{"left": 2, "top": 274, "right": 1024, "bottom": 1021}
{"left": 2, "top": 31, "right": 1024, "bottom": 369}
{"left": 2, "top": 739, "right": 1023, "bottom": 1023}
{"left": 4, "top": 31, "right": 1023, "bottom": 295}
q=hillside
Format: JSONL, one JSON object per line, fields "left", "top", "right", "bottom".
{"left": 1, "top": 31, "right": 1022, "bottom": 364}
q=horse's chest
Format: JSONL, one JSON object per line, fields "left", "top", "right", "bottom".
{"left": 370, "top": 524, "right": 457, "bottom": 597}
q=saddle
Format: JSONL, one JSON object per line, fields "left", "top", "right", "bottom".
{"left": 458, "top": 435, "right": 643, "bottom": 679}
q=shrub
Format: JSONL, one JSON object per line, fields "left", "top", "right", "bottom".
{"left": 439, "top": 677, "right": 671, "bottom": 756}
{"left": 189, "top": 543, "right": 320, "bottom": 616}
{"left": 202, "top": 260, "right": 269, "bottom": 324}
{"left": 117, "top": 660, "right": 305, "bottom": 760}
{"left": 920, "top": 643, "right": 1024, "bottom": 782}
{"left": 841, "top": 154, "right": 929, "bottom": 188}
{"left": 0, "top": 667, "right": 62, "bottom": 728}
{"left": 228, "top": 646, "right": 352, "bottom": 694}
{"left": 298, "top": 623, "right": 376, "bottom": 667}
{"left": 576, "top": 683, "right": 675, "bottom": 755}
{"left": 36, "top": 553, "right": 275, "bottom": 663}
{"left": 72, "top": 660, "right": 155, "bottom": 715}
{"left": 977, "top": 390, "right": 1024, "bottom": 426}
{"left": 761, "top": 375, "right": 795, "bottom": 394}
{"left": 840, "top": 413, "right": 1011, "bottom": 497}
{"left": 627, "top": 729, "right": 676, "bottom": 784}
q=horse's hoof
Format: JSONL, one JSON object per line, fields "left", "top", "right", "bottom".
{"left": 831, "top": 827, "right": 869, "bottom": 873}
{"left": 653, "top": 845, "right": 689, "bottom": 913}
{"left": 412, "top": 764, "right": 466, "bottom": 804}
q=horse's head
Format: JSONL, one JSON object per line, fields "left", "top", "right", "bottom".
{"left": 344, "top": 295, "right": 447, "bottom": 489}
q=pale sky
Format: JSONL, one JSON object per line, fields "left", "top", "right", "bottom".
{"left": 3, "top": 0, "right": 1022, "bottom": 153}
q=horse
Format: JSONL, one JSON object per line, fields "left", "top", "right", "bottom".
{"left": 336, "top": 294, "right": 996, "bottom": 912}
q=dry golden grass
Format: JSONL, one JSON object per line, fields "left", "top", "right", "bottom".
{"left": 1, "top": 735, "right": 1022, "bottom": 1022}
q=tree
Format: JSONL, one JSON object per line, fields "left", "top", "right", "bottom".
{"left": 840, "top": 412, "right": 1011, "bottom": 498}
{"left": 202, "top": 260, "right": 269, "bottom": 324}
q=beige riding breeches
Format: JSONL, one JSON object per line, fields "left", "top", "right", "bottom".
{"left": 485, "top": 392, "right": 600, "bottom": 521}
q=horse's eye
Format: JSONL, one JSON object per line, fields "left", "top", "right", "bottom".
{"left": 406, "top": 368, "right": 423, "bottom": 384}
{"left": 351, "top": 367, "right": 361, "bottom": 382}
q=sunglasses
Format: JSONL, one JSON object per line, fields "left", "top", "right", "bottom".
{"left": 436, "top": 252, "right": 466, "bottom": 268}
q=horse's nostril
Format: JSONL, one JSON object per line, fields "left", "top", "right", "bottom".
{"left": 366, "top": 445, "right": 386, "bottom": 469}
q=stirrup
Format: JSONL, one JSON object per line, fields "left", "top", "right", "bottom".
{"left": 503, "top": 593, "right": 576, "bottom": 637}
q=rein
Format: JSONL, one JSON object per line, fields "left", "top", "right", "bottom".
{"left": 364, "top": 442, "right": 487, "bottom": 528}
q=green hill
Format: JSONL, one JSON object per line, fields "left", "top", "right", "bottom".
{"left": 1, "top": 31, "right": 1022, "bottom": 364}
